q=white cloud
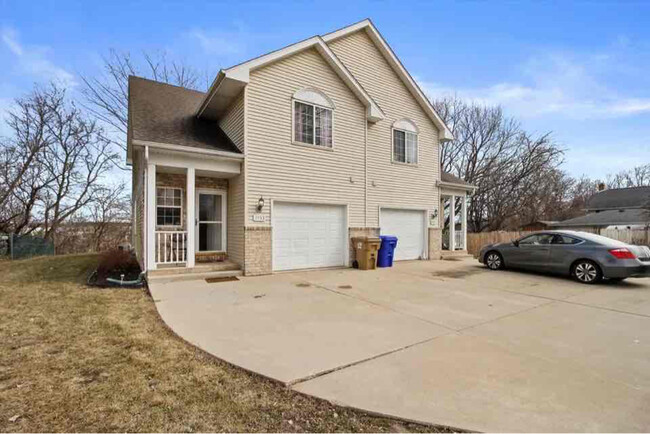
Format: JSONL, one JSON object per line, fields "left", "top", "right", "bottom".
{"left": 187, "top": 29, "right": 244, "bottom": 56}
{"left": 1, "top": 26, "right": 77, "bottom": 88}
{"left": 419, "top": 51, "right": 650, "bottom": 120}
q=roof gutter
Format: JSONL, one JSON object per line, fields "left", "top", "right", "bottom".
{"left": 133, "top": 139, "right": 245, "bottom": 161}
{"left": 196, "top": 70, "right": 226, "bottom": 118}
{"left": 437, "top": 180, "right": 477, "bottom": 193}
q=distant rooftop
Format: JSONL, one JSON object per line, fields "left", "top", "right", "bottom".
{"left": 586, "top": 186, "right": 650, "bottom": 211}
{"left": 552, "top": 208, "right": 650, "bottom": 227}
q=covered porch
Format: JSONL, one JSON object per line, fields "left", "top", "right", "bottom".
{"left": 438, "top": 173, "right": 477, "bottom": 256}
{"left": 143, "top": 146, "right": 243, "bottom": 272}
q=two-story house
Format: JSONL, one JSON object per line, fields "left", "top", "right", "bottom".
{"left": 128, "top": 19, "right": 474, "bottom": 277}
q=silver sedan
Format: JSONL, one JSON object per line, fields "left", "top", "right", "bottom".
{"left": 478, "top": 230, "right": 650, "bottom": 284}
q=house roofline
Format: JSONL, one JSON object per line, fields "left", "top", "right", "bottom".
{"left": 322, "top": 19, "right": 454, "bottom": 141}
{"left": 132, "top": 139, "right": 245, "bottom": 161}
{"left": 195, "top": 18, "right": 454, "bottom": 139}
{"left": 196, "top": 33, "right": 385, "bottom": 123}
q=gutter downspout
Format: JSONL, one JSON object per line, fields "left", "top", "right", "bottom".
{"left": 144, "top": 145, "right": 149, "bottom": 272}
{"left": 364, "top": 119, "right": 368, "bottom": 227}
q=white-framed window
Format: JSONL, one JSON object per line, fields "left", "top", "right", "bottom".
{"left": 292, "top": 88, "right": 334, "bottom": 148}
{"left": 392, "top": 119, "right": 418, "bottom": 164}
{"left": 156, "top": 187, "right": 182, "bottom": 226}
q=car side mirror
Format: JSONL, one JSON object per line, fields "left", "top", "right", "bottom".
{"left": 513, "top": 240, "right": 519, "bottom": 247}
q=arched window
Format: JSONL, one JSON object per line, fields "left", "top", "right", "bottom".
{"left": 292, "top": 88, "right": 334, "bottom": 148}
{"left": 392, "top": 119, "right": 418, "bottom": 164}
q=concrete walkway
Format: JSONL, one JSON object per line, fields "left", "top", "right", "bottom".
{"left": 149, "top": 259, "right": 650, "bottom": 432}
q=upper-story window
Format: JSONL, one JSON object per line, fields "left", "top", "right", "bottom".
{"left": 392, "top": 119, "right": 418, "bottom": 164}
{"left": 293, "top": 88, "right": 334, "bottom": 148}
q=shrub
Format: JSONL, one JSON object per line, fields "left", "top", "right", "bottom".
{"left": 96, "top": 249, "right": 140, "bottom": 282}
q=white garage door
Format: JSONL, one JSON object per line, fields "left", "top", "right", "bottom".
{"left": 273, "top": 202, "right": 346, "bottom": 271}
{"left": 380, "top": 209, "right": 426, "bottom": 260}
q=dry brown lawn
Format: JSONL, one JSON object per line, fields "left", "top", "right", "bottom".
{"left": 0, "top": 254, "right": 453, "bottom": 432}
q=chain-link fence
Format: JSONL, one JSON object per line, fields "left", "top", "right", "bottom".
{"left": 1, "top": 233, "right": 55, "bottom": 260}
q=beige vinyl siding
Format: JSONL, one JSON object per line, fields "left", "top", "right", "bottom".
{"left": 328, "top": 30, "right": 440, "bottom": 227}
{"left": 218, "top": 88, "right": 246, "bottom": 265}
{"left": 227, "top": 169, "right": 245, "bottom": 266}
{"left": 219, "top": 90, "right": 245, "bottom": 152}
{"left": 246, "top": 47, "right": 366, "bottom": 226}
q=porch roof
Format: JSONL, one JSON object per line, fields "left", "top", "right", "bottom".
{"left": 438, "top": 172, "right": 477, "bottom": 192}
{"left": 128, "top": 76, "right": 242, "bottom": 159}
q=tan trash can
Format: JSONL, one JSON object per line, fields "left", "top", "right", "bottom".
{"left": 352, "top": 236, "right": 381, "bottom": 270}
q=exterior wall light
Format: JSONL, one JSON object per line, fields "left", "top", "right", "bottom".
{"left": 257, "top": 196, "right": 265, "bottom": 212}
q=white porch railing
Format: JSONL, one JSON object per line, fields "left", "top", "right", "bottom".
{"left": 156, "top": 231, "right": 187, "bottom": 264}
{"left": 454, "top": 231, "right": 464, "bottom": 250}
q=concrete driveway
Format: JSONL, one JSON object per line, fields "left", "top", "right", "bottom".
{"left": 149, "top": 258, "right": 650, "bottom": 432}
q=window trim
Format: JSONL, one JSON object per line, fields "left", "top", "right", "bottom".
{"left": 291, "top": 98, "right": 335, "bottom": 149}
{"left": 156, "top": 186, "right": 183, "bottom": 228}
{"left": 391, "top": 127, "right": 419, "bottom": 165}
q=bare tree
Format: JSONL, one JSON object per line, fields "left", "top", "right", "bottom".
{"left": 87, "top": 183, "right": 130, "bottom": 251}
{"left": 606, "top": 164, "right": 650, "bottom": 188}
{"left": 0, "top": 84, "right": 119, "bottom": 241}
{"left": 81, "top": 50, "right": 202, "bottom": 153}
{"left": 432, "top": 96, "right": 564, "bottom": 231}
{"left": 0, "top": 89, "right": 56, "bottom": 233}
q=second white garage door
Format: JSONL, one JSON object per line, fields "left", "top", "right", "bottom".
{"left": 380, "top": 208, "right": 426, "bottom": 260}
{"left": 273, "top": 202, "right": 347, "bottom": 271}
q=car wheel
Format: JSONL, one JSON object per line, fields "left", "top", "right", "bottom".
{"left": 572, "top": 260, "right": 602, "bottom": 284}
{"left": 485, "top": 251, "right": 504, "bottom": 270}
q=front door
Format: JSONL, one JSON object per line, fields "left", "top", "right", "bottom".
{"left": 195, "top": 190, "right": 226, "bottom": 252}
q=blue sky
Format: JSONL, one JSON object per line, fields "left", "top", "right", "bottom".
{"left": 2, "top": 0, "right": 649, "bottom": 179}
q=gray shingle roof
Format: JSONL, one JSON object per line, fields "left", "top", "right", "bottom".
{"left": 128, "top": 76, "right": 241, "bottom": 154}
{"left": 551, "top": 208, "right": 650, "bottom": 227}
{"left": 586, "top": 186, "right": 650, "bottom": 211}
{"left": 441, "top": 172, "right": 472, "bottom": 186}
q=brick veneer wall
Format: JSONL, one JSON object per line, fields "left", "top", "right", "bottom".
{"left": 155, "top": 172, "right": 230, "bottom": 258}
{"left": 428, "top": 227, "right": 442, "bottom": 260}
{"left": 244, "top": 226, "right": 272, "bottom": 276}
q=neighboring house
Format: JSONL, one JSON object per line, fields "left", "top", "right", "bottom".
{"left": 128, "top": 19, "right": 475, "bottom": 276}
{"left": 519, "top": 220, "right": 558, "bottom": 231}
{"left": 552, "top": 186, "right": 650, "bottom": 233}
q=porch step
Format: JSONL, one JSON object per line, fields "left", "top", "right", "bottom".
{"left": 147, "top": 269, "right": 243, "bottom": 283}
{"left": 147, "top": 260, "right": 242, "bottom": 282}
{"left": 441, "top": 250, "right": 473, "bottom": 259}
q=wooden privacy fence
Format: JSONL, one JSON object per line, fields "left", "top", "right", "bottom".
{"left": 467, "top": 228, "right": 650, "bottom": 257}
{"left": 467, "top": 231, "right": 530, "bottom": 257}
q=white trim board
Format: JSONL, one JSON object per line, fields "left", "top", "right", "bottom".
{"left": 321, "top": 19, "right": 453, "bottom": 141}
{"left": 197, "top": 36, "right": 384, "bottom": 123}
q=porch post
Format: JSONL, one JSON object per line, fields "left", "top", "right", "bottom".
{"left": 146, "top": 163, "right": 157, "bottom": 270}
{"left": 186, "top": 167, "right": 195, "bottom": 268}
{"left": 449, "top": 195, "right": 456, "bottom": 251}
{"left": 461, "top": 194, "right": 467, "bottom": 251}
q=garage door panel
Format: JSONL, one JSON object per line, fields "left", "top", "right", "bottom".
{"left": 380, "top": 209, "right": 426, "bottom": 261}
{"left": 273, "top": 202, "right": 347, "bottom": 271}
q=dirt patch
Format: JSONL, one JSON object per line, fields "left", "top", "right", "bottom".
{"left": 295, "top": 283, "right": 311, "bottom": 288}
{"left": 205, "top": 276, "right": 239, "bottom": 283}
{"left": 431, "top": 268, "right": 485, "bottom": 279}
{"left": 337, "top": 285, "right": 353, "bottom": 289}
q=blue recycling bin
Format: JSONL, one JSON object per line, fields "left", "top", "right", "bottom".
{"left": 377, "top": 235, "right": 398, "bottom": 267}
